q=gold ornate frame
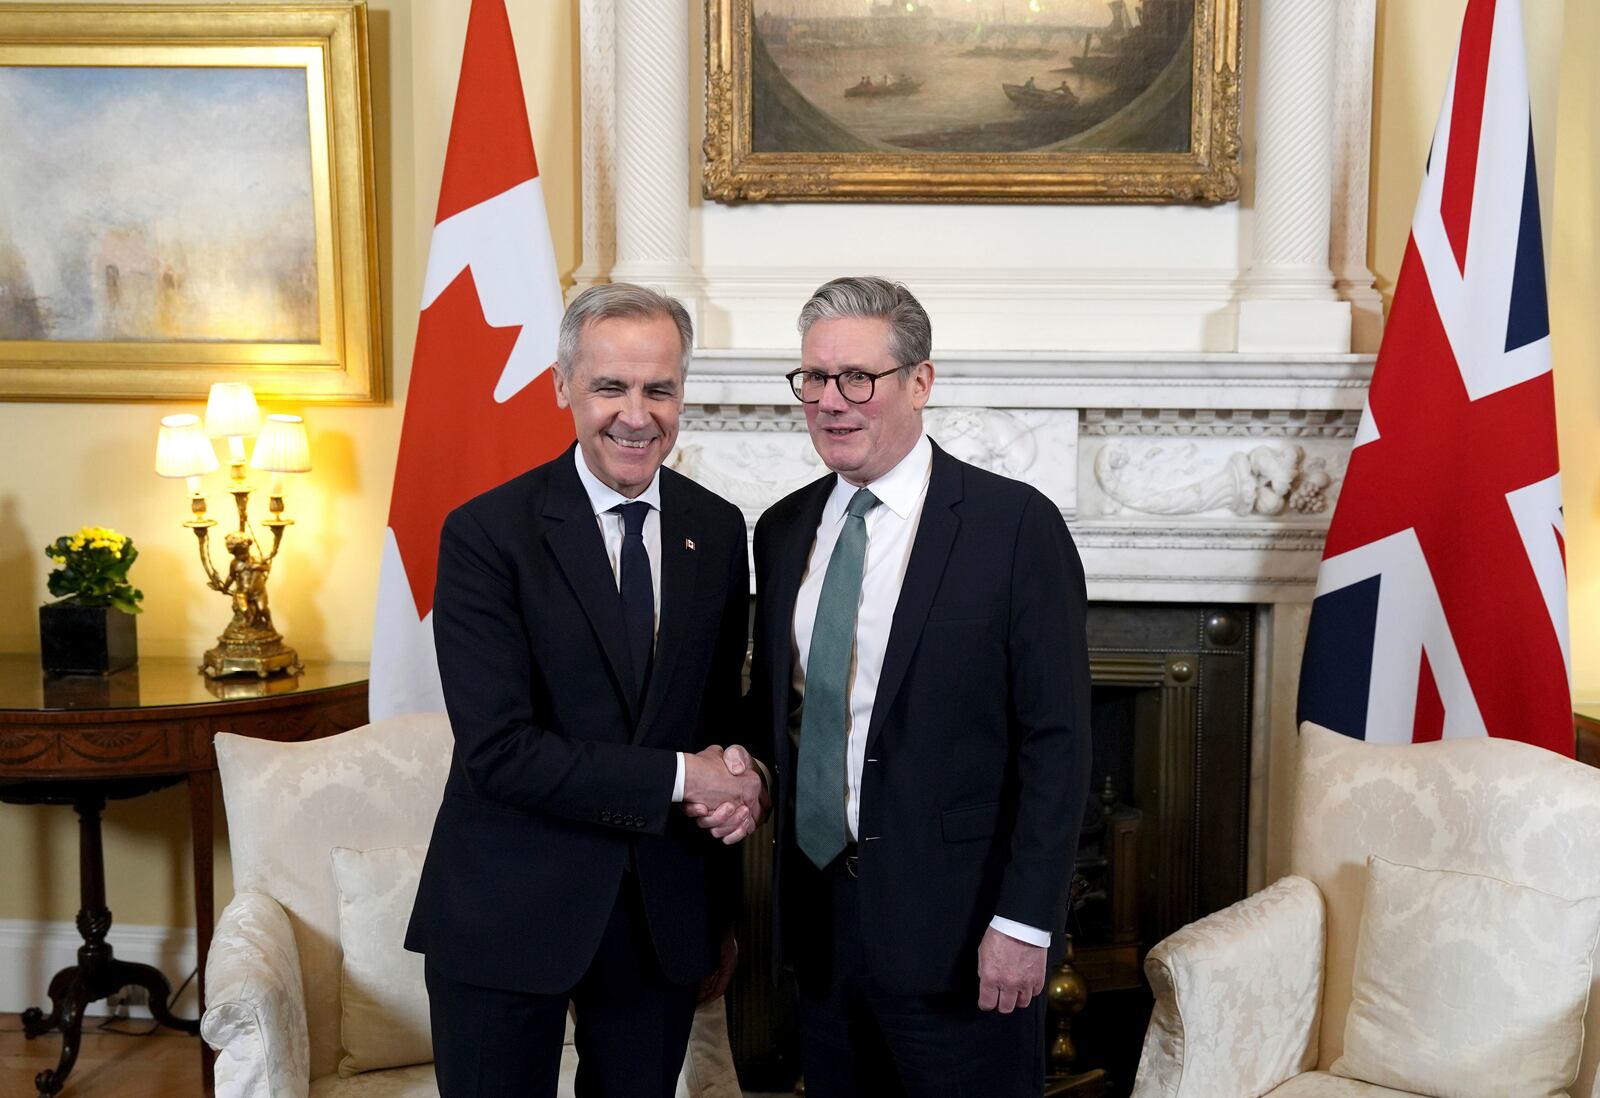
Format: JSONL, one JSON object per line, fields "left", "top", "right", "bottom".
{"left": 0, "top": 3, "right": 381, "bottom": 402}
{"left": 704, "top": 0, "right": 1241, "bottom": 205}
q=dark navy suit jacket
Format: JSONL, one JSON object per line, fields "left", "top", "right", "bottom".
{"left": 406, "top": 446, "right": 748, "bottom": 993}
{"left": 748, "top": 441, "right": 1092, "bottom": 995}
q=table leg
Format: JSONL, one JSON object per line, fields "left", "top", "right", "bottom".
{"left": 189, "top": 768, "right": 217, "bottom": 1095}
{"left": 21, "top": 794, "right": 199, "bottom": 1098}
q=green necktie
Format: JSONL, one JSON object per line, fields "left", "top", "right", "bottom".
{"left": 795, "top": 488, "right": 880, "bottom": 870}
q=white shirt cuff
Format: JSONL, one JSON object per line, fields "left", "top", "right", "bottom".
{"left": 672, "top": 752, "right": 686, "bottom": 802}
{"left": 988, "top": 916, "right": 1051, "bottom": 948}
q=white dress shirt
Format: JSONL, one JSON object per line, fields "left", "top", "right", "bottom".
{"left": 789, "top": 435, "right": 1048, "bottom": 948}
{"left": 572, "top": 449, "right": 686, "bottom": 802}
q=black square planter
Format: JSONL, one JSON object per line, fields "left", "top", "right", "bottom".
{"left": 39, "top": 602, "right": 138, "bottom": 675}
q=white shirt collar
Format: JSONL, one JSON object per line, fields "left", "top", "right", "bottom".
{"left": 822, "top": 433, "right": 933, "bottom": 524}
{"left": 573, "top": 446, "right": 662, "bottom": 517}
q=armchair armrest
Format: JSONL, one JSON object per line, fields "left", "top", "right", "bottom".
{"left": 201, "top": 891, "right": 312, "bottom": 1098}
{"left": 1132, "top": 875, "right": 1325, "bottom": 1098}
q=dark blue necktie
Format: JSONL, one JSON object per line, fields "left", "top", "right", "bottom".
{"left": 611, "top": 501, "right": 653, "bottom": 705}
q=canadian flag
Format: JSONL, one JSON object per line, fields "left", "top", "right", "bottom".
{"left": 369, "top": 0, "right": 573, "bottom": 719}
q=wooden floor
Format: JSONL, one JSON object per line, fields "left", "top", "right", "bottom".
{"left": 2, "top": 1013, "right": 794, "bottom": 1097}
{"left": 1, "top": 1012, "right": 208, "bottom": 1098}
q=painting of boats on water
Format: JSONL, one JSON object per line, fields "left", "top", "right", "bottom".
{"left": 754, "top": 0, "right": 1191, "bottom": 154}
{"left": 704, "top": 0, "right": 1241, "bottom": 203}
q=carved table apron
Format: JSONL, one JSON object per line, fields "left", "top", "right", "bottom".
{"left": 0, "top": 655, "right": 368, "bottom": 1097}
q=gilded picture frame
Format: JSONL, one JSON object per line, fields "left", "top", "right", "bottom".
{"left": 704, "top": 0, "right": 1242, "bottom": 204}
{"left": 0, "top": 3, "right": 381, "bottom": 402}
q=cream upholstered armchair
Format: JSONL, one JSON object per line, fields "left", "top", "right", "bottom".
{"left": 1133, "top": 721, "right": 1600, "bottom": 1098}
{"left": 201, "top": 713, "right": 740, "bottom": 1098}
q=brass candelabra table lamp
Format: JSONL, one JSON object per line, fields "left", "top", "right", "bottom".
{"left": 155, "top": 383, "right": 311, "bottom": 679}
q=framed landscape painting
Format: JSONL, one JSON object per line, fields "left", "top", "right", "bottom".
{"left": 0, "top": 3, "right": 381, "bottom": 402}
{"left": 704, "top": 0, "right": 1242, "bottom": 203}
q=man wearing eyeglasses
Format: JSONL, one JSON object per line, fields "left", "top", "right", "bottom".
{"left": 693, "top": 277, "right": 1092, "bottom": 1095}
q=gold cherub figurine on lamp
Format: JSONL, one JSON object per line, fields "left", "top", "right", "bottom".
{"left": 155, "top": 385, "right": 311, "bottom": 679}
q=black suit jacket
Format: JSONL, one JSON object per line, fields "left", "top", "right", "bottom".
{"left": 405, "top": 446, "right": 749, "bottom": 993}
{"left": 748, "top": 441, "right": 1092, "bottom": 995}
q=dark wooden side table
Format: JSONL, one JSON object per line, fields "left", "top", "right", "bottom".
{"left": 0, "top": 655, "right": 367, "bottom": 1098}
{"left": 1576, "top": 704, "right": 1600, "bottom": 768}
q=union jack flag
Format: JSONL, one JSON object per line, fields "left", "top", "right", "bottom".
{"left": 1297, "top": 0, "right": 1570, "bottom": 754}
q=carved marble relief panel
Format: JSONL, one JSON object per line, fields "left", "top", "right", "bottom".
{"left": 672, "top": 405, "right": 1079, "bottom": 518}
{"left": 1077, "top": 408, "right": 1356, "bottom": 522}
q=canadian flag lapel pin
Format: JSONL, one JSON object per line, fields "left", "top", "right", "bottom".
{"left": 685, "top": 538, "right": 696, "bottom": 551}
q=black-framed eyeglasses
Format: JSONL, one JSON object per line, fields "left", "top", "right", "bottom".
{"left": 785, "top": 366, "right": 904, "bottom": 405}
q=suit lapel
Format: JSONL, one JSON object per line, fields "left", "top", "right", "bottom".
{"left": 636, "top": 471, "right": 701, "bottom": 740}
{"left": 766, "top": 476, "right": 834, "bottom": 741}
{"left": 865, "top": 443, "right": 963, "bottom": 754}
{"left": 542, "top": 453, "right": 638, "bottom": 724}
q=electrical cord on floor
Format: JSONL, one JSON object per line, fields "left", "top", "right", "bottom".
{"left": 94, "top": 967, "right": 200, "bottom": 1037}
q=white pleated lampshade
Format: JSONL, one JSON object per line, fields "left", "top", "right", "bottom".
{"left": 249, "top": 414, "right": 312, "bottom": 474}
{"left": 155, "top": 414, "right": 221, "bottom": 478}
{"left": 204, "top": 382, "right": 262, "bottom": 439}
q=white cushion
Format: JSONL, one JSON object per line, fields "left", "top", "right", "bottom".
{"left": 1266, "top": 1070, "right": 1422, "bottom": 1096}
{"left": 331, "top": 845, "right": 433, "bottom": 1076}
{"left": 310, "top": 1063, "right": 439, "bottom": 1097}
{"left": 1330, "top": 855, "right": 1600, "bottom": 1098}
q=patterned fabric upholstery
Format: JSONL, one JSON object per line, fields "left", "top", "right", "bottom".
{"left": 203, "top": 890, "right": 312, "bottom": 1098}
{"left": 330, "top": 844, "right": 434, "bottom": 1076}
{"left": 308, "top": 1064, "right": 440, "bottom": 1098}
{"left": 1330, "top": 856, "right": 1599, "bottom": 1097}
{"left": 1134, "top": 721, "right": 1600, "bottom": 1098}
{"left": 1292, "top": 721, "right": 1600, "bottom": 1094}
{"left": 1265, "top": 1071, "right": 1419, "bottom": 1097}
{"left": 204, "top": 714, "right": 741, "bottom": 1098}
{"left": 1135, "top": 875, "right": 1323, "bottom": 1098}
{"left": 215, "top": 713, "right": 454, "bottom": 1083}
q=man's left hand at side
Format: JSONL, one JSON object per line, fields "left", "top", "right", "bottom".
{"left": 697, "top": 929, "right": 739, "bottom": 1005}
{"left": 976, "top": 926, "right": 1048, "bottom": 1014}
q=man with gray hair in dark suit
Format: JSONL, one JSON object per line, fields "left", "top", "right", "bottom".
{"left": 408, "top": 282, "right": 767, "bottom": 1097}
{"left": 697, "top": 276, "right": 1092, "bottom": 1096}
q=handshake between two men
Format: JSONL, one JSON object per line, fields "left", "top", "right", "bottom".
{"left": 681, "top": 744, "right": 769, "bottom": 844}
{"left": 410, "top": 279, "right": 1091, "bottom": 1098}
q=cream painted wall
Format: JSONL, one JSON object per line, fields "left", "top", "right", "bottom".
{"left": 1550, "top": 0, "right": 1600, "bottom": 702}
{"left": 0, "top": 0, "right": 582, "bottom": 927}
{"left": 0, "top": 0, "right": 1594, "bottom": 931}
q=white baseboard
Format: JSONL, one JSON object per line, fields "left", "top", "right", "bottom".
{"left": 0, "top": 919, "right": 199, "bottom": 1021}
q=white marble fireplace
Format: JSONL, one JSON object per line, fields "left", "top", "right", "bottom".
{"left": 573, "top": 0, "right": 1384, "bottom": 889}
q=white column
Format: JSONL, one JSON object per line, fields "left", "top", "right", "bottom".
{"left": 1237, "top": 0, "right": 1353, "bottom": 352}
{"left": 571, "top": 0, "right": 617, "bottom": 298}
{"left": 1258, "top": 600, "right": 1312, "bottom": 886}
{"left": 1329, "top": 0, "right": 1385, "bottom": 353}
{"left": 610, "top": 0, "right": 697, "bottom": 305}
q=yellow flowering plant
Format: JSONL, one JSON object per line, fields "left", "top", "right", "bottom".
{"left": 44, "top": 526, "right": 144, "bottom": 615}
